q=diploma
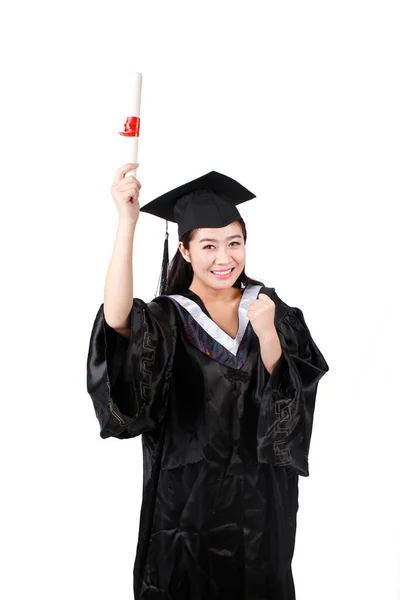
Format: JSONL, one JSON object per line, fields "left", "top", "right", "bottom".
{"left": 119, "top": 71, "right": 142, "bottom": 178}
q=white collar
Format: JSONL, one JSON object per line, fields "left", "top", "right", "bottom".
{"left": 168, "top": 284, "right": 262, "bottom": 356}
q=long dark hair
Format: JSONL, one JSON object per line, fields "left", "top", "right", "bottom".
{"left": 160, "top": 218, "right": 265, "bottom": 296}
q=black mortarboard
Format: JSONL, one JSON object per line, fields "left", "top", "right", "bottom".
{"left": 139, "top": 170, "right": 256, "bottom": 296}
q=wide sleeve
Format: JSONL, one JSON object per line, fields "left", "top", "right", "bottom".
{"left": 255, "top": 306, "right": 329, "bottom": 476}
{"left": 86, "top": 298, "right": 177, "bottom": 439}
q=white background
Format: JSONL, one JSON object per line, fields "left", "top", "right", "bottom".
{"left": 1, "top": 1, "right": 399, "bottom": 598}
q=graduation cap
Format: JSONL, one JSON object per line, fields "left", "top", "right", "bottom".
{"left": 139, "top": 170, "right": 257, "bottom": 296}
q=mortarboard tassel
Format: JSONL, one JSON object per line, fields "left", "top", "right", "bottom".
{"left": 156, "top": 219, "right": 169, "bottom": 297}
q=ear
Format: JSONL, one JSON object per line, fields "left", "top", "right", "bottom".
{"left": 178, "top": 241, "right": 191, "bottom": 263}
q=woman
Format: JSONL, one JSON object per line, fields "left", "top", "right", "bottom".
{"left": 86, "top": 162, "right": 329, "bottom": 599}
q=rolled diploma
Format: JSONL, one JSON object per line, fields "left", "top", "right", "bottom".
{"left": 121, "top": 72, "right": 142, "bottom": 178}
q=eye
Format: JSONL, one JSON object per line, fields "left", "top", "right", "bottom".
{"left": 203, "top": 241, "right": 241, "bottom": 250}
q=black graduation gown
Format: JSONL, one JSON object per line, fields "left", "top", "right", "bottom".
{"left": 86, "top": 284, "right": 329, "bottom": 599}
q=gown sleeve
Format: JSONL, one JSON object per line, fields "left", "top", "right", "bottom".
{"left": 255, "top": 305, "right": 329, "bottom": 476}
{"left": 86, "top": 298, "right": 177, "bottom": 439}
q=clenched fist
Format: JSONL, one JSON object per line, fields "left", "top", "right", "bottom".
{"left": 247, "top": 293, "right": 277, "bottom": 340}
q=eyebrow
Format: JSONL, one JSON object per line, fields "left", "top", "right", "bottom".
{"left": 198, "top": 234, "right": 243, "bottom": 243}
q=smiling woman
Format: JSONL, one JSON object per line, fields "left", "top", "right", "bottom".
{"left": 196, "top": 232, "right": 243, "bottom": 278}
{"left": 165, "top": 219, "right": 264, "bottom": 298}
{"left": 86, "top": 167, "right": 330, "bottom": 599}
{"left": 140, "top": 170, "right": 264, "bottom": 297}
{"left": 179, "top": 222, "right": 247, "bottom": 291}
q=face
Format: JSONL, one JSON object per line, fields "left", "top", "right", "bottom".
{"left": 178, "top": 221, "right": 246, "bottom": 289}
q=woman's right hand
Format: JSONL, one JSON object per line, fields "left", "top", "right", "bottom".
{"left": 110, "top": 163, "right": 142, "bottom": 223}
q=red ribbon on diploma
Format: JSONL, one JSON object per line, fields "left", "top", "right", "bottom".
{"left": 119, "top": 116, "right": 140, "bottom": 137}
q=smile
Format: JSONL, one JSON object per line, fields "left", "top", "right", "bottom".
{"left": 210, "top": 268, "right": 235, "bottom": 278}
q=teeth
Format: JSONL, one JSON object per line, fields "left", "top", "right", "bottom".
{"left": 212, "top": 269, "right": 233, "bottom": 275}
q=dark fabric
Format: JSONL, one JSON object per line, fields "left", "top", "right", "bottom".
{"left": 86, "top": 286, "right": 329, "bottom": 599}
{"left": 86, "top": 297, "right": 177, "bottom": 439}
{"left": 139, "top": 170, "right": 256, "bottom": 239}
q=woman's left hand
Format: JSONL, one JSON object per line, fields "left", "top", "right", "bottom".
{"left": 247, "top": 293, "right": 277, "bottom": 339}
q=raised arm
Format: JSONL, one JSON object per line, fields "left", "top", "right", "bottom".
{"left": 104, "top": 219, "right": 136, "bottom": 338}
{"left": 103, "top": 162, "right": 141, "bottom": 338}
{"left": 86, "top": 163, "right": 178, "bottom": 439}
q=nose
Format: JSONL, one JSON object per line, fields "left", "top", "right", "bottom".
{"left": 215, "top": 247, "right": 233, "bottom": 265}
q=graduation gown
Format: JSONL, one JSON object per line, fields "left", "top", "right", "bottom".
{"left": 86, "top": 284, "right": 329, "bottom": 599}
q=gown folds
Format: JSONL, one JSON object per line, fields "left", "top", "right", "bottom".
{"left": 86, "top": 284, "right": 329, "bottom": 600}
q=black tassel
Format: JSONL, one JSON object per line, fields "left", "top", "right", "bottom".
{"left": 156, "top": 220, "right": 169, "bottom": 297}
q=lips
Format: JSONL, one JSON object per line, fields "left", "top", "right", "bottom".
{"left": 211, "top": 268, "right": 234, "bottom": 273}
{"left": 210, "top": 267, "right": 235, "bottom": 278}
